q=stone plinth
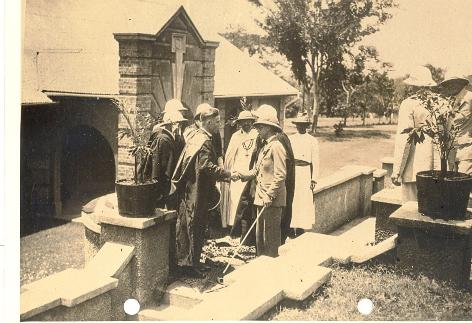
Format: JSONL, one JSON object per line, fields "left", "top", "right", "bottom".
{"left": 372, "top": 187, "right": 402, "bottom": 237}
{"left": 96, "top": 208, "right": 177, "bottom": 305}
{"left": 390, "top": 202, "right": 472, "bottom": 287}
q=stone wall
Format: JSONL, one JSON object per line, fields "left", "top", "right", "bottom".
{"left": 313, "top": 165, "right": 376, "bottom": 233}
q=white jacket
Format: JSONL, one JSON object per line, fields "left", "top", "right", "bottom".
{"left": 392, "top": 96, "right": 436, "bottom": 183}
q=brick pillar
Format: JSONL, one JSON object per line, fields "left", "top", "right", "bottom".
{"left": 114, "top": 34, "right": 154, "bottom": 181}
{"left": 202, "top": 42, "right": 218, "bottom": 106}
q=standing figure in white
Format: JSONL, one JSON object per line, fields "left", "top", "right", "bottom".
{"left": 289, "top": 115, "right": 319, "bottom": 236}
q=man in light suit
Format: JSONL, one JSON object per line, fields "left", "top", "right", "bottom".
{"left": 237, "top": 105, "right": 287, "bottom": 257}
{"left": 391, "top": 66, "right": 438, "bottom": 202}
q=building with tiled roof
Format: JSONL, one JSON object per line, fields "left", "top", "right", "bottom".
{"left": 21, "top": 0, "right": 298, "bottom": 224}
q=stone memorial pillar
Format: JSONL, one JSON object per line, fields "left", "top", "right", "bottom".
{"left": 96, "top": 209, "right": 177, "bottom": 304}
{"left": 390, "top": 201, "right": 472, "bottom": 287}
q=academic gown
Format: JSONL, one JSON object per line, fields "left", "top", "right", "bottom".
{"left": 170, "top": 129, "right": 229, "bottom": 267}
{"left": 136, "top": 127, "right": 176, "bottom": 207}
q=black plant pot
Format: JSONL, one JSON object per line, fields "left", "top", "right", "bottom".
{"left": 416, "top": 170, "right": 472, "bottom": 220}
{"left": 115, "top": 180, "right": 159, "bottom": 217}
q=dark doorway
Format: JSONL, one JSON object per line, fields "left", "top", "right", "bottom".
{"left": 61, "top": 125, "right": 115, "bottom": 217}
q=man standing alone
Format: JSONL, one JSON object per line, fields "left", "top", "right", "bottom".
{"left": 289, "top": 115, "right": 319, "bottom": 236}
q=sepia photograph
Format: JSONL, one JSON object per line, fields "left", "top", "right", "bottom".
{"left": 15, "top": 0, "right": 472, "bottom": 321}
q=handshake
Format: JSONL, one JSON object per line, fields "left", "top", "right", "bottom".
{"left": 230, "top": 170, "right": 252, "bottom": 182}
{"left": 230, "top": 171, "right": 241, "bottom": 182}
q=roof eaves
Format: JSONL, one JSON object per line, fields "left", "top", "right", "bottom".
{"left": 214, "top": 92, "right": 299, "bottom": 99}
{"left": 43, "top": 90, "right": 118, "bottom": 99}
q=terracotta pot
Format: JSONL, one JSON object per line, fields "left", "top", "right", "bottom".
{"left": 416, "top": 170, "right": 472, "bottom": 220}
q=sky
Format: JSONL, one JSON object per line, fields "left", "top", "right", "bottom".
{"left": 180, "top": 0, "right": 472, "bottom": 79}
{"left": 362, "top": 0, "right": 472, "bottom": 78}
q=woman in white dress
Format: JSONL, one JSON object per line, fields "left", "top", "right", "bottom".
{"left": 288, "top": 115, "right": 319, "bottom": 236}
{"left": 220, "top": 111, "right": 258, "bottom": 227}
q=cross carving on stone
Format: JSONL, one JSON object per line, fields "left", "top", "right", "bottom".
{"left": 171, "top": 33, "right": 186, "bottom": 100}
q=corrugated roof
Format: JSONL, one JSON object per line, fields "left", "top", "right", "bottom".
{"left": 22, "top": 0, "right": 298, "bottom": 104}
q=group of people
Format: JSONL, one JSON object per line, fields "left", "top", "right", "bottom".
{"left": 392, "top": 66, "right": 472, "bottom": 201}
{"left": 143, "top": 99, "right": 320, "bottom": 278}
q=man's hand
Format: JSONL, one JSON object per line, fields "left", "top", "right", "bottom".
{"left": 310, "top": 180, "right": 317, "bottom": 191}
{"left": 262, "top": 195, "right": 273, "bottom": 208}
{"left": 391, "top": 175, "right": 401, "bottom": 186}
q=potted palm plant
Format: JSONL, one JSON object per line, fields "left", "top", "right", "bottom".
{"left": 402, "top": 88, "right": 472, "bottom": 220}
{"left": 112, "top": 98, "right": 160, "bottom": 217}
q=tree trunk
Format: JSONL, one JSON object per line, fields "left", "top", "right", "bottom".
{"left": 344, "top": 91, "right": 351, "bottom": 126}
{"left": 440, "top": 158, "right": 448, "bottom": 178}
{"left": 310, "top": 81, "right": 320, "bottom": 133}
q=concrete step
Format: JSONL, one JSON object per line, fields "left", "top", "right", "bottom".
{"left": 139, "top": 303, "right": 186, "bottom": 321}
{"left": 185, "top": 278, "right": 285, "bottom": 320}
{"left": 161, "top": 281, "right": 204, "bottom": 309}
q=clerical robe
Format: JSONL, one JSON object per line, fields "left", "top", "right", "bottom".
{"left": 220, "top": 128, "right": 258, "bottom": 227}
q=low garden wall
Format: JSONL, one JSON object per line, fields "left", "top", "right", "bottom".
{"left": 313, "top": 165, "right": 376, "bottom": 233}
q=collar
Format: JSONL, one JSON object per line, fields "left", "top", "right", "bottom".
{"left": 266, "top": 134, "right": 277, "bottom": 143}
{"left": 155, "top": 126, "right": 174, "bottom": 139}
{"left": 200, "top": 127, "right": 213, "bottom": 139}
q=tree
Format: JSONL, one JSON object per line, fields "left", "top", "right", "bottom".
{"left": 340, "top": 45, "right": 380, "bottom": 125}
{"left": 263, "top": 0, "right": 396, "bottom": 131}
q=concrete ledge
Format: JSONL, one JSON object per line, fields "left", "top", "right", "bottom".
{"left": 21, "top": 290, "right": 62, "bottom": 321}
{"left": 84, "top": 242, "right": 135, "bottom": 277}
{"left": 187, "top": 279, "right": 284, "bottom": 320}
{"left": 96, "top": 209, "right": 176, "bottom": 229}
{"left": 351, "top": 234, "right": 398, "bottom": 263}
{"left": 224, "top": 256, "right": 277, "bottom": 285}
{"left": 60, "top": 274, "right": 118, "bottom": 307}
{"left": 313, "top": 168, "right": 364, "bottom": 194}
{"left": 374, "top": 168, "right": 388, "bottom": 178}
{"left": 21, "top": 269, "right": 118, "bottom": 320}
{"left": 73, "top": 212, "right": 101, "bottom": 234}
{"left": 371, "top": 187, "right": 402, "bottom": 205}
{"left": 282, "top": 266, "right": 332, "bottom": 301}
{"left": 390, "top": 202, "right": 472, "bottom": 235}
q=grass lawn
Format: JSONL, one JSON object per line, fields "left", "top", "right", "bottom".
{"left": 284, "top": 117, "right": 396, "bottom": 178}
{"left": 265, "top": 263, "right": 472, "bottom": 321}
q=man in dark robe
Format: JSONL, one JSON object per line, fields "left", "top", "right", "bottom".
{"left": 170, "top": 104, "right": 231, "bottom": 277}
{"left": 231, "top": 131, "right": 295, "bottom": 245}
{"left": 137, "top": 111, "right": 186, "bottom": 208}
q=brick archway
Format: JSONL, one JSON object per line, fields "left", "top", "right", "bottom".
{"left": 61, "top": 125, "right": 115, "bottom": 217}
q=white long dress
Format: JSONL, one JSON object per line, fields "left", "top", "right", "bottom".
{"left": 289, "top": 133, "right": 320, "bottom": 230}
{"left": 221, "top": 129, "right": 258, "bottom": 226}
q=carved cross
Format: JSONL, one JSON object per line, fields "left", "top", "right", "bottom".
{"left": 171, "top": 33, "right": 186, "bottom": 100}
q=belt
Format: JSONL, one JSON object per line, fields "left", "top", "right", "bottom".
{"left": 294, "top": 159, "right": 311, "bottom": 167}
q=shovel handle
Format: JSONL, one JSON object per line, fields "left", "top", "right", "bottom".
{"left": 222, "top": 205, "right": 266, "bottom": 275}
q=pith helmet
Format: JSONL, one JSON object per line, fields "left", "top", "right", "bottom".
{"left": 435, "top": 70, "right": 470, "bottom": 96}
{"left": 253, "top": 104, "right": 281, "bottom": 130}
{"left": 292, "top": 114, "right": 312, "bottom": 125}
{"left": 235, "top": 110, "right": 256, "bottom": 122}
{"left": 403, "top": 66, "right": 437, "bottom": 87}
{"left": 194, "top": 103, "right": 219, "bottom": 119}
{"left": 164, "top": 99, "right": 187, "bottom": 113}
